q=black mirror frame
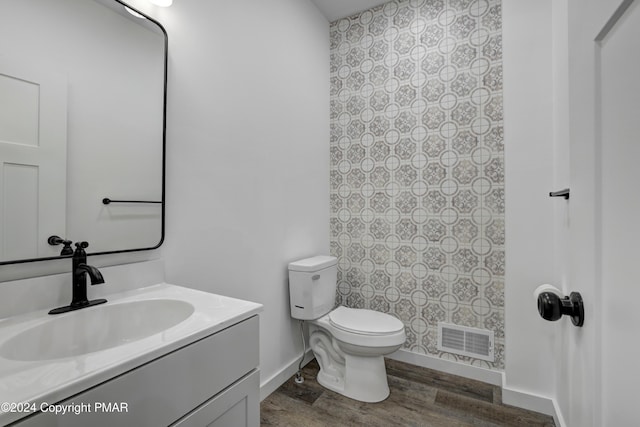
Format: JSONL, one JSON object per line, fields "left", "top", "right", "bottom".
{"left": 0, "top": 1, "right": 167, "bottom": 266}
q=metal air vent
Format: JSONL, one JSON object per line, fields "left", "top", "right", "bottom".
{"left": 437, "top": 323, "right": 494, "bottom": 362}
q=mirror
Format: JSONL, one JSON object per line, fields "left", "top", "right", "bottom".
{"left": 0, "top": 0, "right": 166, "bottom": 265}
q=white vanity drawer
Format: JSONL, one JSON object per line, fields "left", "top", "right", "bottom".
{"left": 171, "top": 369, "right": 259, "bottom": 427}
{"left": 13, "top": 315, "right": 259, "bottom": 427}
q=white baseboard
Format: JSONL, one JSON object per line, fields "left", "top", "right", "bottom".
{"left": 502, "top": 386, "right": 565, "bottom": 427}
{"left": 259, "top": 349, "right": 314, "bottom": 401}
{"left": 387, "top": 348, "right": 504, "bottom": 386}
{"left": 501, "top": 386, "right": 555, "bottom": 414}
{"left": 552, "top": 397, "right": 567, "bottom": 427}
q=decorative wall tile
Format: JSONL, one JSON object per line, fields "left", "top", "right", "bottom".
{"left": 453, "top": 218, "right": 478, "bottom": 243}
{"left": 330, "top": 0, "right": 504, "bottom": 370}
{"left": 423, "top": 274, "right": 447, "bottom": 298}
{"left": 452, "top": 306, "right": 479, "bottom": 327}
{"left": 422, "top": 302, "right": 447, "bottom": 325}
{"left": 395, "top": 298, "right": 417, "bottom": 322}
{"left": 452, "top": 277, "right": 479, "bottom": 302}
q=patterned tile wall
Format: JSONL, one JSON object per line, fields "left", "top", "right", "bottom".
{"left": 329, "top": 0, "right": 504, "bottom": 369}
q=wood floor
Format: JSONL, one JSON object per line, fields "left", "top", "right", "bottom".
{"left": 261, "top": 359, "right": 555, "bottom": 427}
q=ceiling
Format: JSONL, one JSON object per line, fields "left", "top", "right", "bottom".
{"left": 310, "top": 0, "right": 390, "bottom": 22}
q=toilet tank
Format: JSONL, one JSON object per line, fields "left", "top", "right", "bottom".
{"left": 288, "top": 256, "right": 338, "bottom": 320}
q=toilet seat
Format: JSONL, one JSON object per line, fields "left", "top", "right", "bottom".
{"left": 328, "top": 306, "right": 404, "bottom": 336}
{"left": 313, "top": 307, "right": 406, "bottom": 348}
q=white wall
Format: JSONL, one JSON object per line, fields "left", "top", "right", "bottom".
{"left": 129, "top": 0, "right": 330, "bottom": 391}
{"left": 502, "top": 0, "right": 560, "bottom": 413}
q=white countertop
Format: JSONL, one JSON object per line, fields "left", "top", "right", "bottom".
{"left": 0, "top": 283, "right": 262, "bottom": 425}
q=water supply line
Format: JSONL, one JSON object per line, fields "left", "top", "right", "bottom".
{"left": 294, "top": 320, "right": 306, "bottom": 384}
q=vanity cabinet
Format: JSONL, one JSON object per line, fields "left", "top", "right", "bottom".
{"left": 12, "top": 316, "right": 259, "bottom": 427}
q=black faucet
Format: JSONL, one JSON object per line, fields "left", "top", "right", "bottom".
{"left": 49, "top": 242, "right": 107, "bottom": 315}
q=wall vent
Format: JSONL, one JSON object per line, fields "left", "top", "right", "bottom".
{"left": 437, "top": 323, "right": 494, "bottom": 362}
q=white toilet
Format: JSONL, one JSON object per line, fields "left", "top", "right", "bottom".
{"left": 288, "top": 255, "right": 406, "bottom": 403}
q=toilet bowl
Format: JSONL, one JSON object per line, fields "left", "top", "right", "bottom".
{"left": 308, "top": 306, "right": 405, "bottom": 402}
{"left": 288, "top": 256, "right": 406, "bottom": 403}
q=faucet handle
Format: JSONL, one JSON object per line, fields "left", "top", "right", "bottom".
{"left": 48, "top": 235, "right": 74, "bottom": 256}
{"left": 75, "top": 241, "right": 89, "bottom": 249}
{"left": 74, "top": 241, "right": 89, "bottom": 257}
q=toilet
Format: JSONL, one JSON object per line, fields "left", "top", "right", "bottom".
{"left": 288, "top": 255, "right": 406, "bottom": 403}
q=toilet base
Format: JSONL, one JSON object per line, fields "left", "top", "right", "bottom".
{"left": 316, "top": 353, "right": 390, "bottom": 403}
{"left": 309, "top": 324, "right": 394, "bottom": 403}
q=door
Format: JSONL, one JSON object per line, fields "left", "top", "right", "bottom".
{"left": 594, "top": 0, "right": 640, "bottom": 425}
{"left": 565, "top": 0, "right": 640, "bottom": 425}
{"left": 0, "top": 59, "right": 67, "bottom": 260}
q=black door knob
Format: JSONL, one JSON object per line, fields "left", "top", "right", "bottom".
{"left": 537, "top": 291, "right": 584, "bottom": 327}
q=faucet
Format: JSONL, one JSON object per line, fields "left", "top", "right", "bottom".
{"left": 49, "top": 241, "right": 107, "bottom": 315}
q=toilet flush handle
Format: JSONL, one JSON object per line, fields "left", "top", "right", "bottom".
{"left": 312, "top": 274, "right": 320, "bottom": 280}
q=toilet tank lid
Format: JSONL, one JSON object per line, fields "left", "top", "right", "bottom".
{"left": 288, "top": 255, "right": 337, "bottom": 272}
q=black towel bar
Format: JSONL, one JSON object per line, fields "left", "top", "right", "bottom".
{"left": 102, "top": 198, "right": 161, "bottom": 205}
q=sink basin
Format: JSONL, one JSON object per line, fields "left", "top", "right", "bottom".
{"left": 0, "top": 299, "right": 194, "bottom": 361}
